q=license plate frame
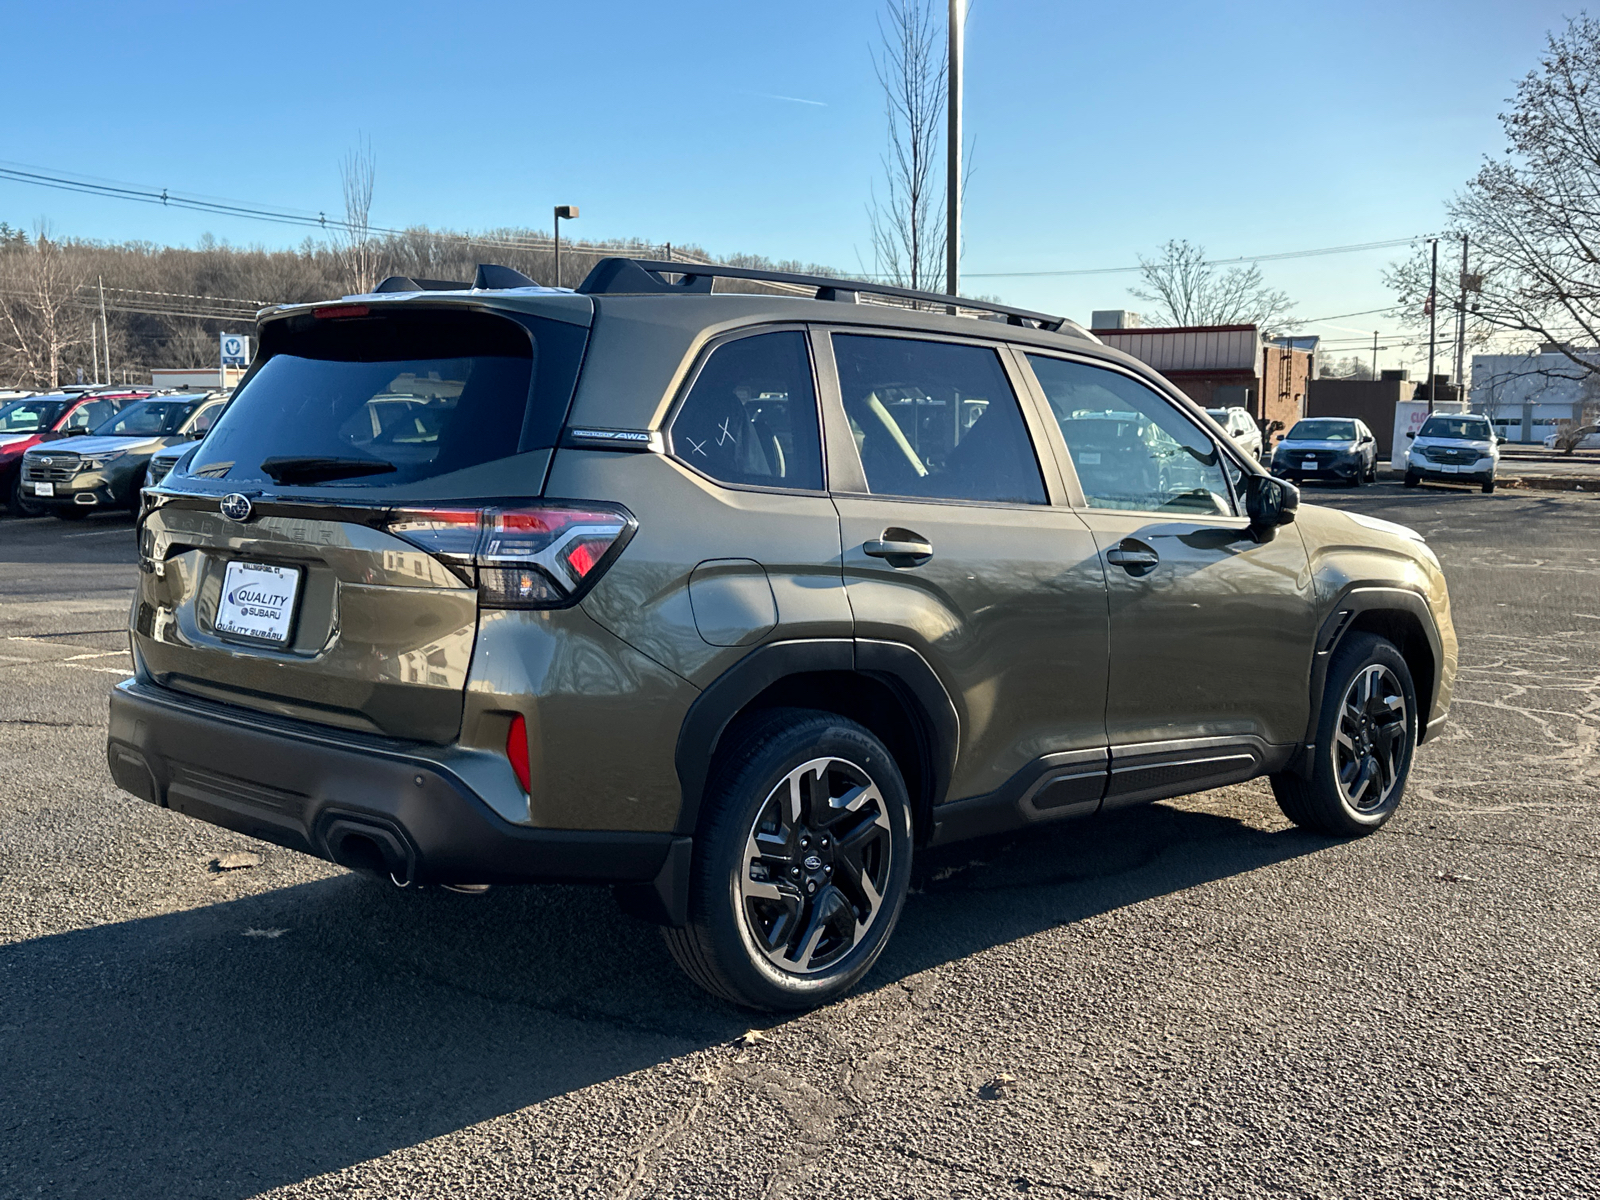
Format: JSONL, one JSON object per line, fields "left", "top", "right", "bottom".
{"left": 32, "top": 481, "right": 54, "bottom": 497}
{"left": 1301, "top": 459, "right": 1317, "bottom": 471}
{"left": 214, "top": 560, "right": 304, "bottom": 647}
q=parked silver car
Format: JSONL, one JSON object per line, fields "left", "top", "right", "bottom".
{"left": 1204, "top": 405, "right": 1263, "bottom": 460}
{"left": 1405, "top": 413, "right": 1500, "bottom": 493}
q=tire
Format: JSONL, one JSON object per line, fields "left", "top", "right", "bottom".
{"left": 1481, "top": 478, "right": 1496, "bottom": 494}
{"left": 1350, "top": 467, "right": 1365, "bottom": 488}
{"left": 1403, "top": 472, "right": 1420, "bottom": 488}
{"left": 1367, "top": 461, "right": 1378, "bottom": 483}
{"left": 1270, "top": 632, "right": 1418, "bottom": 836}
{"left": 663, "top": 707, "right": 914, "bottom": 1010}
{"left": 8, "top": 476, "right": 44, "bottom": 518}
{"left": 53, "top": 506, "right": 89, "bottom": 521}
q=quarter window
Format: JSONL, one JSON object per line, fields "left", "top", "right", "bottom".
{"left": 1027, "top": 355, "right": 1235, "bottom": 516}
{"left": 669, "top": 331, "right": 824, "bottom": 491}
{"left": 831, "top": 334, "right": 1046, "bottom": 504}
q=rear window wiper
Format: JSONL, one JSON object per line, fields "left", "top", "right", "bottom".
{"left": 259, "top": 455, "right": 397, "bottom": 485}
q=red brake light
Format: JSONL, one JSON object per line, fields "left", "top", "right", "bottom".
{"left": 507, "top": 713, "right": 531, "bottom": 793}
{"left": 314, "top": 304, "right": 370, "bottom": 319}
{"left": 385, "top": 503, "right": 634, "bottom": 609}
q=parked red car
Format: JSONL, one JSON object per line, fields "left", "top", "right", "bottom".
{"left": 0, "top": 390, "right": 151, "bottom": 515}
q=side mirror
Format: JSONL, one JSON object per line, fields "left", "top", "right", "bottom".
{"left": 1406, "top": 431, "right": 1416, "bottom": 439}
{"left": 1246, "top": 475, "right": 1299, "bottom": 532}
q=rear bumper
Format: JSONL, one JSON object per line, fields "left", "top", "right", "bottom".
{"left": 106, "top": 679, "right": 686, "bottom": 897}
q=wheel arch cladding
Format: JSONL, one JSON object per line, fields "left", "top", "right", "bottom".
{"left": 1305, "top": 587, "right": 1440, "bottom": 756}
{"left": 673, "top": 640, "right": 958, "bottom": 844}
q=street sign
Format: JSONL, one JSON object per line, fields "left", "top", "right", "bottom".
{"left": 220, "top": 334, "right": 250, "bottom": 366}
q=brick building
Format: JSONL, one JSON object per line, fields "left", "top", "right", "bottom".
{"left": 1089, "top": 319, "right": 1313, "bottom": 443}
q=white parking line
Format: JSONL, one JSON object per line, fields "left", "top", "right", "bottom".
{"left": 63, "top": 528, "right": 133, "bottom": 539}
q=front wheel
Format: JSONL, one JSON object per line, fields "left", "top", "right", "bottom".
{"left": 1481, "top": 477, "right": 1496, "bottom": 494}
{"left": 1403, "top": 472, "right": 1420, "bottom": 488}
{"left": 663, "top": 708, "right": 913, "bottom": 1010}
{"left": 1271, "top": 633, "right": 1418, "bottom": 836}
{"left": 8, "top": 476, "right": 44, "bottom": 518}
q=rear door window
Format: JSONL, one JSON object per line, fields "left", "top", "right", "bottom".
{"left": 668, "top": 330, "right": 823, "bottom": 490}
{"left": 830, "top": 334, "right": 1046, "bottom": 504}
{"left": 193, "top": 308, "right": 586, "bottom": 487}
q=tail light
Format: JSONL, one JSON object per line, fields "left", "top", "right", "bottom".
{"left": 386, "top": 502, "right": 635, "bottom": 609}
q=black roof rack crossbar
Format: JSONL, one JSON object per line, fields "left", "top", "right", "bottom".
{"left": 576, "top": 257, "right": 1083, "bottom": 334}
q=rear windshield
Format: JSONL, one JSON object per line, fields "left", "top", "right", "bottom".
{"left": 94, "top": 399, "right": 201, "bottom": 437}
{"left": 1419, "top": 416, "right": 1491, "bottom": 440}
{"left": 1287, "top": 419, "right": 1356, "bottom": 441}
{"left": 0, "top": 398, "right": 67, "bottom": 433}
{"left": 191, "top": 308, "right": 585, "bottom": 488}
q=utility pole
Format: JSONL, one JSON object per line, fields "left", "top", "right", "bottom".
{"left": 1372, "top": 331, "right": 1380, "bottom": 381}
{"left": 97, "top": 276, "right": 111, "bottom": 385}
{"left": 945, "top": 0, "right": 964, "bottom": 311}
{"left": 1453, "top": 233, "right": 1469, "bottom": 398}
{"left": 1426, "top": 238, "right": 1439, "bottom": 413}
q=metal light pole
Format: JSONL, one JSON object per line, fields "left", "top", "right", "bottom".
{"left": 1426, "top": 238, "right": 1439, "bottom": 413}
{"left": 945, "top": 0, "right": 964, "bottom": 311}
{"left": 553, "top": 205, "right": 579, "bottom": 287}
{"left": 1454, "top": 233, "right": 1469, "bottom": 395}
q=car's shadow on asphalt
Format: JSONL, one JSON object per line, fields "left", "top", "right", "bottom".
{"left": 1, "top": 800, "right": 1326, "bottom": 1199}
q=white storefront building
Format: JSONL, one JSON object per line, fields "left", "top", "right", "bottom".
{"left": 1469, "top": 349, "right": 1600, "bottom": 443}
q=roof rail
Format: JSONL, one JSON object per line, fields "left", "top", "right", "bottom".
{"left": 576, "top": 257, "right": 1089, "bottom": 336}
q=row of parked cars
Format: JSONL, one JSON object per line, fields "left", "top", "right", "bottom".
{"left": 1203, "top": 403, "right": 1505, "bottom": 493}
{"left": 0, "top": 386, "right": 229, "bottom": 518}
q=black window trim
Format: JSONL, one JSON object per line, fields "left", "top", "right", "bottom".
{"left": 659, "top": 322, "right": 831, "bottom": 497}
{"left": 813, "top": 325, "right": 1059, "bottom": 510}
{"left": 1014, "top": 348, "right": 1257, "bottom": 522}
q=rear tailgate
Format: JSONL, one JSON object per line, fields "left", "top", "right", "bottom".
{"left": 135, "top": 502, "right": 476, "bottom": 742}
{"left": 134, "top": 296, "right": 592, "bottom": 744}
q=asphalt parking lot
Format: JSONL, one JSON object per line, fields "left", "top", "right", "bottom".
{"left": 3, "top": 481, "right": 1598, "bottom": 1200}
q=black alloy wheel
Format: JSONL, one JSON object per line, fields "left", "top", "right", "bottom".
{"left": 1271, "top": 632, "right": 1417, "bottom": 835}
{"left": 664, "top": 708, "right": 913, "bottom": 1010}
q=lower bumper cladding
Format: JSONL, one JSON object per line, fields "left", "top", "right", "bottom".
{"left": 106, "top": 679, "right": 688, "bottom": 915}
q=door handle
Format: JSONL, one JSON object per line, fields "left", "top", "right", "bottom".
{"left": 1105, "top": 539, "right": 1159, "bottom": 574}
{"left": 864, "top": 529, "right": 933, "bottom": 566}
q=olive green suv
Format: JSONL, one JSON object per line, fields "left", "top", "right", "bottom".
{"left": 108, "top": 259, "right": 1456, "bottom": 1010}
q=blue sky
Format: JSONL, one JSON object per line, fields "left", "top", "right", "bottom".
{"left": 2, "top": 0, "right": 1577, "bottom": 368}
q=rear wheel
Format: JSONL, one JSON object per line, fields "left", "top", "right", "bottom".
{"left": 664, "top": 708, "right": 913, "bottom": 1010}
{"left": 1271, "top": 633, "right": 1417, "bottom": 836}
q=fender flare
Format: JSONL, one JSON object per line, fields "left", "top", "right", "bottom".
{"left": 1301, "top": 585, "right": 1444, "bottom": 771}
{"left": 671, "top": 638, "right": 960, "bottom": 837}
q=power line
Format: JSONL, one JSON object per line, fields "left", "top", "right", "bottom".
{"left": 963, "top": 237, "right": 1429, "bottom": 279}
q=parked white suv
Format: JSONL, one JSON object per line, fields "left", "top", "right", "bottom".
{"left": 1405, "top": 413, "right": 1500, "bottom": 493}
{"left": 1205, "top": 406, "right": 1263, "bottom": 460}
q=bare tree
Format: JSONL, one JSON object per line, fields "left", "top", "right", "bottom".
{"left": 1130, "top": 240, "right": 1297, "bottom": 333}
{"left": 0, "top": 223, "right": 89, "bottom": 387}
{"left": 1424, "top": 15, "right": 1600, "bottom": 380}
{"left": 867, "top": 0, "right": 946, "bottom": 292}
{"left": 338, "top": 137, "right": 380, "bottom": 295}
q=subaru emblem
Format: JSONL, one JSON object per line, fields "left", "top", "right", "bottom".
{"left": 803, "top": 855, "right": 823, "bottom": 872}
{"left": 220, "top": 493, "right": 253, "bottom": 522}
